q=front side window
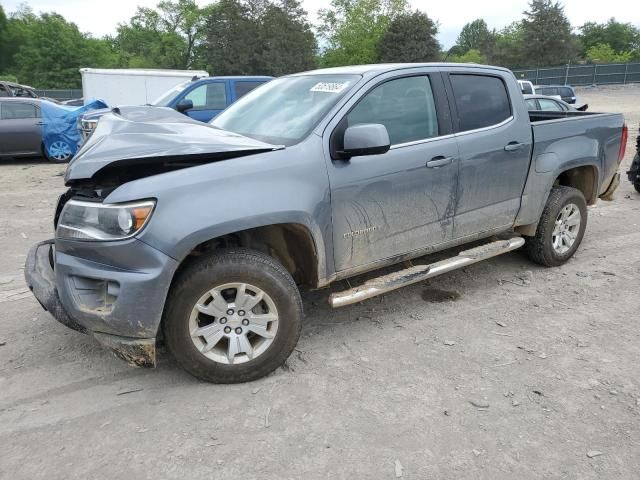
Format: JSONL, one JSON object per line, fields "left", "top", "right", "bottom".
{"left": 347, "top": 76, "right": 438, "bottom": 145}
{"left": 450, "top": 74, "right": 512, "bottom": 132}
{"left": 1, "top": 102, "right": 38, "bottom": 119}
{"left": 212, "top": 74, "right": 360, "bottom": 146}
{"left": 538, "top": 98, "right": 564, "bottom": 111}
{"left": 185, "top": 82, "right": 227, "bottom": 110}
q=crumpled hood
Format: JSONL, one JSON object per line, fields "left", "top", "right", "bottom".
{"left": 65, "top": 106, "right": 281, "bottom": 182}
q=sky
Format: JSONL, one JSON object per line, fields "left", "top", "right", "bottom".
{"left": 3, "top": 0, "right": 640, "bottom": 49}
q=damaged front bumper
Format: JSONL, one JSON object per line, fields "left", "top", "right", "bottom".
{"left": 24, "top": 239, "right": 177, "bottom": 368}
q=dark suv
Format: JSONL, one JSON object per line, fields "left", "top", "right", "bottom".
{"left": 534, "top": 85, "right": 577, "bottom": 104}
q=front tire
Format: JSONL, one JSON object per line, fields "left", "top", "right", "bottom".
{"left": 524, "top": 186, "right": 587, "bottom": 267}
{"left": 163, "top": 248, "right": 303, "bottom": 383}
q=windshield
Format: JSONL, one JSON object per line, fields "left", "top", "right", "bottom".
{"left": 210, "top": 74, "right": 360, "bottom": 146}
{"left": 151, "top": 81, "right": 190, "bottom": 106}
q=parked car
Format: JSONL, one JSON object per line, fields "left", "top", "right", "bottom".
{"left": 534, "top": 85, "right": 578, "bottom": 104}
{"left": 524, "top": 94, "right": 588, "bottom": 112}
{"left": 627, "top": 125, "right": 639, "bottom": 193}
{"left": 25, "top": 63, "right": 627, "bottom": 383}
{"left": 0, "top": 98, "right": 48, "bottom": 160}
{"left": 0, "top": 81, "right": 38, "bottom": 98}
{"left": 0, "top": 97, "right": 105, "bottom": 162}
{"left": 78, "top": 75, "right": 273, "bottom": 141}
{"left": 517, "top": 80, "right": 534, "bottom": 94}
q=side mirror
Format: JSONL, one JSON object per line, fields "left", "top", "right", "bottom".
{"left": 341, "top": 123, "right": 390, "bottom": 158}
{"left": 176, "top": 99, "right": 193, "bottom": 113}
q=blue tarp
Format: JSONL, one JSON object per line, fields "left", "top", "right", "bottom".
{"left": 41, "top": 99, "right": 108, "bottom": 161}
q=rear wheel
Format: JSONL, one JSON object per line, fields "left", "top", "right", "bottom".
{"left": 634, "top": 182, "right": 640, "bottom": 194}
{"left": 163, "top": 248, "right": 303, "bottom": 383}
{"left": 524, "top": 186, "right": 587, "bottom": 267}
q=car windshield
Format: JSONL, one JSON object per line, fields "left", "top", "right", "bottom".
{"left": 210, "top": 74, "right": 360, "bottom": 146}
{"left": 151, "top": 81, "right": 190, "bottom": 106}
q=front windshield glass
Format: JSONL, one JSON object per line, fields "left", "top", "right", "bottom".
{"left": 151, "top": 81, "right": 190, "bottom": 106}
{"left": 210, "top": 74, "right": 360, "bottom": 146}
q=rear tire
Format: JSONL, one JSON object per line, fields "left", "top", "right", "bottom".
{"left": 524, "top": 186, "right": 587, "bottom": 267}
{"left": 634, "top": 182, "right": 640, "bottom": 194}
{"left": 163, "top": 248, "right": 303, "bottom": 383}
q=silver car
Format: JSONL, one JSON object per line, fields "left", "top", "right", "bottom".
{"left": 524, "top": 94, "right": 587, "bottom": 112}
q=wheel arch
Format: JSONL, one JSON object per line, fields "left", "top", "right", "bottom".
{"left": 172, "top": 220, "right": 325, "bottom": 289}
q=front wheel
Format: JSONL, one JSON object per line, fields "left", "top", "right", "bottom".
{"left": 163, "top": 249, "right": 303, "bottom": 383}
{"left": 524, "top": 186, "right": 587, "bottom": 267}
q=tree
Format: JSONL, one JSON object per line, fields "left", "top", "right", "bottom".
{"left": 449, "top": 48, "right": 486, "bottom": 64}
{"left": 376, "top": 11, "right": 439, "bottom": 62}
{"left": 521, "top": 0, "right": 577, "bottom": 66}
{"left": 586, "top": 43, "right": 633, "bottom": 64}
{"left": 203, "top": 0, "right": 316, "bottom": 76}
{"left": 491, "top": 22, "right": 527, "bottom": 68}
{"left": 456, "top": 19, "right": 495, "bottom": 56}
{"left": 4, "top": 7, "right": 118, "bottom": 88}
{"left": 580, "top": 19, "right": 640, "bottom": 56}
{"left": 0, "top": 5, "right": 9, "bottom": 73}
{"left": 318, "top": 0, "right": 409, "bottom": 67}
{"left": 258, "top": 0, "right": 317, "bottom": 75}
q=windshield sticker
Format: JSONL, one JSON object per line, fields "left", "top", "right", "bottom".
{"left": 310, "top": 82, "right": 349, "bottom": 93}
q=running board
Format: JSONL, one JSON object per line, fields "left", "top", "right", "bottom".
{"left": 329, "top": 237, "right": 525, "bottom": 308}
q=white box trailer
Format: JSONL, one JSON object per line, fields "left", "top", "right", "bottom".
{"left": 79, "top": 68, "right": 209, "bottom": 106}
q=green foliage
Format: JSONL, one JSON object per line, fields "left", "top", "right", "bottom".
{"left": 376, "top": 10, "right": 440, "bottom": 62}
{"left": 203, "top": 0, "right": 316, "bottom": 76}
{"left": 113, "top": 0, "right": 207, "bottom": 69}
{"left": 2, "top": 6, "right": 119, "bottom": 88}
{"left": 449, "top": 48, "right": 486, "bottom": 64}
{"left": 585, "top": 43, "right": 633, "bottom": 64}
{"left": 521, "top": 0, "right": 578, "bottom": 66}
{"left": 580, "top": 19, "right": 640, "bottom": 57}
{"left": 491, "top": 22, "right": 526, "bottom": 68}
{"left": 455, "top": 19, "right": 495, "bottom": 56}
{"left": 318, "top": 0, "right": 409, "bottom": 67}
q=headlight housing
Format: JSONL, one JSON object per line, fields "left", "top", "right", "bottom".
{"left": 56, "top": 199, "right": 156, "bottom": 241}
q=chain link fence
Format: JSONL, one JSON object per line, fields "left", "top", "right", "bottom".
{"left": 513, "top": 63, "right": 640, "bottom": 86}
{"left": 34, "top": 89, "right": 83, "bottom": 101}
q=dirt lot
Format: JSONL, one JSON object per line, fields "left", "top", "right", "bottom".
{"left": 1, "top": 84, "right": 639, "bottom": 479}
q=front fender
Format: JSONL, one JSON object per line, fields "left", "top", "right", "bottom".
{"left": 105, "top": 139, "right": 334, "bottom": 282}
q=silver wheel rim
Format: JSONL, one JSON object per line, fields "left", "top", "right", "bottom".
{"left": 49, "top": 141, "right": 72, "bottom": 161}
{"left": 552, "top": 203, "right": 581, "bottom": 254}
{"left": 188, "top": 282, "right": 279, "bottom": 365}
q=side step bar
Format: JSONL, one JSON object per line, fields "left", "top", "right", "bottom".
{"left": 329, "top": 237, "right": 525, "bottom": 308}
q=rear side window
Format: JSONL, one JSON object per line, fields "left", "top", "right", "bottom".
{"left": 521, "top": 82, "right": 533, "bottom": 94}
{"left": 347, "top": 76, "right": 439, "bottom": 145}
{"left": 1, "top": 102, "right": 38, "bottom": 119}
{"left": 558, "top": 87, "right": 573, "bottom": 97}
{"left": 538, "top": 87, "right": 557, "bottom": 96}
{"left": 526, "top": 99, "right": 539, "bottom": 110}
{"left": 538, "top": 98, "right": 564, "bottom": 111}
{"left": 450, "top": 74, "right": 512, "bottom": 132}
{"left": 234, "top": 81, "right": 265, "bottom": 99}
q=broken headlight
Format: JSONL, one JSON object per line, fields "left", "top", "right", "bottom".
{"left": 56, "top": 199, "right": 155, "bottom": 241}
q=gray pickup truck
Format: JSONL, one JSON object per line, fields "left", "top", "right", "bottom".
{"left": 25, "top": 64, "right": 627, "bottom": 383}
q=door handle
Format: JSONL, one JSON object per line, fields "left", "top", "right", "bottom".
{"left": 426, "top": 156, "right": 453, "bottom": 168}
{"left": 504, "top": 142, "right": 525, "bottom": 152}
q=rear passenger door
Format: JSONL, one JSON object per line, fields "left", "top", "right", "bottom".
{"left": 443, "top": 70, "right": 532, "bottom": 239}
{"left": 0, "top": 101, "right": 42, "bottom": 156}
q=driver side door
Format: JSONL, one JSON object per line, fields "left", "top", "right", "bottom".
{"left": 326, "top": 71, "right": 460, "bottom": 272}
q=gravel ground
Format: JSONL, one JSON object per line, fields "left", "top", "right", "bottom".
{"left": 1, "top": 84, "right": 639, "bottom": 479}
